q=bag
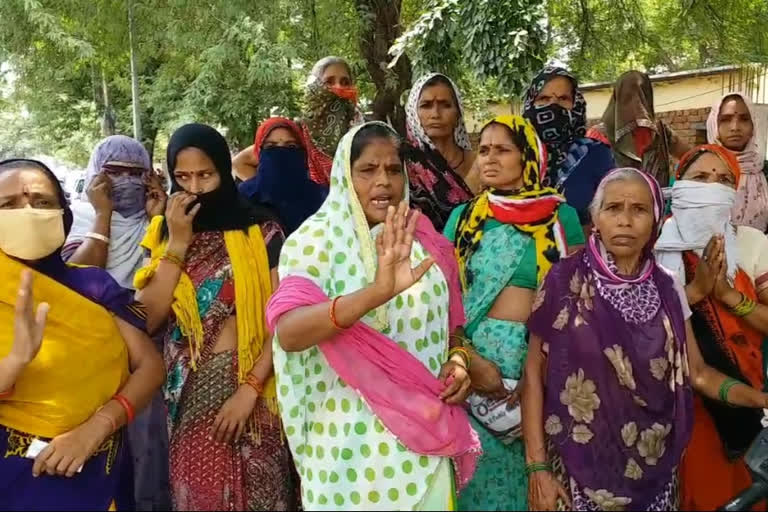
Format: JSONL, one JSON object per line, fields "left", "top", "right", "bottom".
{"left": 467, "top": 378, "right": 522, "bottom": 444}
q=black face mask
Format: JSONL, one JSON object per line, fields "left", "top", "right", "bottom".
{"left": 526, "top": 103, "right": 576, "bottom": 147}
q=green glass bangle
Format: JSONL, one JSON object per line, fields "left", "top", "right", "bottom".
{"left": 525, "top": 462, "right": 553, "bottom": 475}
{"left": 719, "top": 377, "right": 741, "bottom": 404}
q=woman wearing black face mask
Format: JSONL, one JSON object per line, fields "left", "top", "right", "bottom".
{"left": 134, "top": 124, "right": 298, "bottom": 511}
{"left": 523, "top": 67, "right": 616, "bottom": 230}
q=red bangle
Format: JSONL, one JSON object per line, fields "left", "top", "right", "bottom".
{"left": 245, "top": 374, "right": 263, "bottom": 394}
{"left": 0, "top": 385, "right": 14, "bottom": 400}
{"left": 329, "top": 296, "right": 345, "bottom": 330}
{"left": 113, "top": 394, "right": 135, "bottom": 423}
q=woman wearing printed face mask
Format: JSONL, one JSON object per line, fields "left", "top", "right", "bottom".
{"left": 706, "top": 92, "right": 768, "bottom": 232}
{"left": 403, "top": 73, "right": 481, "bottom": 232}
{"left": 523, "top": 67, "right": 616, "bottom": 230}
{"left": 0, "top": 158, "right": 165, "bottom": 510}
{"left": 233, "top": 56, "right": 362, "bottom": 186}
{"left": 237, "top": 117, "right": 328, "bottom": 235}
{"left": 655, "top": 145, "right": 768, "bottom": 510}
{"left": 134, "top": 124, "right": 297, "bottom": 510}
{"left": 63, "top": 135, "right": 167, "bottom": 290}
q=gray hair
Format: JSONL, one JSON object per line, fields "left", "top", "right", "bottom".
{"left": 309, "top": 56, "right": 353, "bottom": 84}
{"left": 589, "top": 167, "right": 649, "bottom": 219}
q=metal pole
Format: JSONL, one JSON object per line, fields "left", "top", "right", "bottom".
{"left": 128, "top": 0, "right": 142, "bottom": 140}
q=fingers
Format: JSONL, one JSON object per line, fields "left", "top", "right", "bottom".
{"left": 410, "top": 257, "right": 435, "bottom": 283}
{"left": 16, "top": 270, "right": 33, "bottom": 318}
{"left": 35, "top": 302, "right": 50, "bottom": 335}
{"left": 234, "top": 420, "right": 246, "bottom": 443}
{"left": 444, "top": 375, "right": 472, "bottom": 404}
{"left": 556, "top": 481, "right": 573, "bottom": 508}
{"left": 32, "top": 443, "right": 54, "bottom": 477}
{"left": 439, "top": 369, "right": 462, "bottom": 400}
{"left": 210, "top": 412, "right": 224, "bottom": 442}
{"left": 186, "top": 202, "right": 202, "bottom": 220}
{"left": 382, "top": 205, "right": 396, "bottom": 251}
{"left": 394, "top": 201, "right": 407, "bottom": 249}
{"left": 55, "top": 455, "right": 73, "bottom": 476}
{"left": 65, "top": 458, "right": 84, "bottom": 478}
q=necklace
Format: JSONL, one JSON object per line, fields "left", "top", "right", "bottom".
{"left": 447, "top": 149, "right": 465, "bottom": 171}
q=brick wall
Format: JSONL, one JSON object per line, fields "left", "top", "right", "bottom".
{"left": 588, "top": 107, "right": 711, "bottom": 147}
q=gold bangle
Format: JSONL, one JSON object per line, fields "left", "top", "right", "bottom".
{"left": 160, "top": 251, "right": 184, "bottom": 268}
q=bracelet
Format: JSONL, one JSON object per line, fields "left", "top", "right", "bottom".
{"left": 94, "top": 411, "right": 117, "bottom": 434}
{"left": 0, "top": 385, "right": 14, "bottom": 400}
{"left": 113, "top": 394, "right": 135, "bottom": 423}
{"left": 525, "top": 462, "right": 553, "bottom": 475}
{"left": 245, "top": 374, "right": 263, "bottom": 394}
{"left": 329, "top": 296, "right": 345, "bottom": 330}
{"left": 160, "top": 250, "right": 185, "bottom": 268}
{"left": 448, "top": 346, "right": 471, "bottom": 370}
{"left": 449, "top": 333, "right": 472, "bottom": 348}
{"left": 730, "top": 293, "right": 757, "bottom": 317}
{"left": 718, "top": 377, "right": 741, "bottom": 405}
{"left": 85, "top": 232, "right": 110, "bottom": 244}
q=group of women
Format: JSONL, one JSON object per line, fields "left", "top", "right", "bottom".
{"left": 1, "top": 53, "right": 768, "bottom": 512}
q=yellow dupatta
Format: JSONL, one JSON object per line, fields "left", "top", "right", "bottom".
{"left": 133, "top": 216, "right": 277, "bottom": 414}
{"left": 0, "top": 252, "right": 129, "bottom": 439}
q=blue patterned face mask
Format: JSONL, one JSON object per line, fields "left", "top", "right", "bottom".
{"left": 111, "top": 175, "right": 146, "bottom": 218}
{"left": 528, "top": 103, "right": 575, "bottom": 147}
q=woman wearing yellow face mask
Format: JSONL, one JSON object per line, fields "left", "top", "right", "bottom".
{"left": 0, "top": 158, "right": 165, "bottom": 510}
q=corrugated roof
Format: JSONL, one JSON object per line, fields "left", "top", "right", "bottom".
{"left": 580, "top": 64, "right": 743, "bottom": 91}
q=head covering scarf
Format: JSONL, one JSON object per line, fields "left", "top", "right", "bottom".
{"left": 166, "top": 123, "right": 270, "bottom": 233}
{"left": 454, "top": 115, "right": 565, "bottom": 289}
{"left": 239, "top": 117, "right": 328, "bottom": 235}
{"left": 522, "top": 67, "right": 588, "bottom": 185}
{"left": 655, "top": 145, "right": 741, "bottom": 285}
{"left": 528, "top": 168, "right": 692, "bottom": 510}
{"left": 706, "top": 92, "right": 768, "bottom": 231}
{"left": 65, "top": 135, "right": 151, "bottom": 289}
{"left": 598, "top": 71, "right": 673, "bottom": 185}
{"left": 403, "top": 73, "right": 474, "bottom": 232}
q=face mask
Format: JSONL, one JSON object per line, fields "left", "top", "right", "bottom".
{"left": 670, "top": 180, "right": 736, "bottom": 245}
{"left": 111, "top": 175, "right": 147, "bottom": 217}
{"left": 329, "top": 85, "right": 359, "bottom": 104}
{"left": 527, "top": 103, "right": 575, "bottom": 146}
{"left": 0, "top": 207, "right": 65, "bottom": 261}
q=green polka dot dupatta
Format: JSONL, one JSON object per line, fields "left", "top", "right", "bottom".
{"left": 274, "top": 122, "right": 457, "bottom": 510}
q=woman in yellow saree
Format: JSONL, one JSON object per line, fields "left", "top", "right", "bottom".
{"left": 0, "top": 158, "right": 165, "bottom": 510}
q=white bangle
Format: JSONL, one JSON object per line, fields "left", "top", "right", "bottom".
{"left": 85, "top": 232, "right": 110, "bottom": 244}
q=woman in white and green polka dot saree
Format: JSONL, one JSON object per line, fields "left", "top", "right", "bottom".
{"left": 266, "top": 122, "right": 481, "bottom": 511}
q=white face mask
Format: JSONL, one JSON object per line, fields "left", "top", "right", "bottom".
{"left": 0, "top": 207, "right": 65, "bottom": 261}
{"left": 669, "top": 180, "right": 736, "bottom": 246}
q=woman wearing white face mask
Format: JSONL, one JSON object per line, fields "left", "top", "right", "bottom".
{"left": 0, "top": 158, "right": 165, "bottom": 510}
{"left": 655, "top": 145, "right": 768, "bottom": 510}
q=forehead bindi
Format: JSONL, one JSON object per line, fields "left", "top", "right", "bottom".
{"left": 480, "top": 125, "right": 515, "bottom": 146}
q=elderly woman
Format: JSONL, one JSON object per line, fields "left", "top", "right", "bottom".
{"left": 63, "top": 135, "right": 166, "bottom": 290}
{"left": 267, "top": 122, "right": 480, "bottom": 511}
{"left": 403, "top": 73, "right": 481, "bottom": 231}
{"left": 0, "top": 158, "right": 165, "bottom": 510}
{"left": 443, "top": 115, "right": 584, "bottom": 510}
{"left": 655, "top": 144, "right": 768, "bottom": 510}
{"left": 706, "top": 92, "right": 768, "bottom": 231}
{"left": 234, "top": 56, "right": 361, "bottom": 186}
{"left": 588, "top": 71, "right": 690, "bottom": 187}
{"left": 522, "top": 166, "right": 768, "bottom": 511}
{"left": 523, "top": 67, "right": 615, "bottom": 228}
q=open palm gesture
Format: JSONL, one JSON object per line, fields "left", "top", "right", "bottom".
{"left": 11, "top": 270, "right": 49, "bottom": 366}
{"left": 373, "top": 201, "right": 434, "bottom": 302}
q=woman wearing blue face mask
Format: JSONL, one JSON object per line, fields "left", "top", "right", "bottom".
{"left": 523, "top": 67, "right": 616, "bottom": 232}
{"left": 63, "top": 135, "right": 167, "bottom": 290}
{"left": 238, "top": 117, "right": 328, "bottom": 235}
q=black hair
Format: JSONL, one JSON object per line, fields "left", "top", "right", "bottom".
{"left": 350, "top": 124, "right": 402, "bottom": 166}
{"left": 478, "top": 121, "right": 539, "bottom": 179}
{"left": 420, "top": 74, "right": 460, "bottom": 106}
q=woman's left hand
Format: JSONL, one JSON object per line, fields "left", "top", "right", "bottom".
{"left": 32, "top": 418, "right": 110, "bottom": 478}
{"left": 439, "top": 360, "right": 471, "bottom": 404}
{"left": 712, "top": 248, "right": 741, "bottom": 306}
{"left": 144, "top": 171, "right": 168, "bottom": 218}
{"left": 211, "top": 385, "right": 259, "bottom": 444}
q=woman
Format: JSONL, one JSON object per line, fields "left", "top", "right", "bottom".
{"left": 587, "top": 70, "right": 690, "bottom": 187}
{"left": 134, "top": 124, "right": 297, "bottom": 510}
{"left": 655, "top": 144, "right": 768, "bottom": 510}
{"left": 237, "top": 117, "right": 327, "bottom": 235}
{"left": 0, "top": 158, "right": 165, "bottom": 510}
{"left": 267, "top": 122, "right": 480, "bottom": 510}
{"left": 63, "top": 135, "right": 167, "bottom": 290}
{"left": 443, "top": 115, "right": 584, "bottom": 510}
{"left": 233, "top": 56, "right": 361, "bottom": 186}
{"left": 523, "top": 67, "right": 616, "bottom": 228}
{"left": 707, "top": 92, "right": 768, "bottom": 231}
{"left": 523, "top": 166, "right": 768, "bottom": 511}
{"left": 403, "top": 73, "right": 480, "bottom": 232}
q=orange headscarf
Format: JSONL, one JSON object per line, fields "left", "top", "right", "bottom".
{"left": 676, "top": 143, "right": 742, "bottom": 187}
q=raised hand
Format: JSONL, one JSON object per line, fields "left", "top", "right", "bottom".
{"left": 165, "top": 192, "right": 201, "bottom": 251}
{"left": 87, "top": 174, "right": 113, "bottom": 215}
{"left": 372, "top": 201, "right": 434, "bottom": 303}
{"left": 690, "top": 235, "right": 724, "bottom": 301}
{"left": 10, "top": 270, "right": 48, "bottom": 366}
{"left": 144, "top": 171, "right": 168, "bottom": 218}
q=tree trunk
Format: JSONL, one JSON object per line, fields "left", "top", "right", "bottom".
{"left": 100, "top": 68, "right": 116, "bottom": 136}
{"left": 128, "top": 0, "right": 142, "bottom": 141}
{"left": 355, "top": 0, "right": 412, "bottom": 136}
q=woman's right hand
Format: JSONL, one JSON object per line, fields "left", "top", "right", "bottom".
{"left": 689, "top": 235, "right": 725, "bottom": 302}
{"left": 10, "top": 270, "right": 48, "bottom": 367}
{"left": 528, "top": 469, "right": 571, "bottom": 511}
{"left": 165, "top": 192, "right": 201, "bottom": 251}
{"left": 87, "top": 174, "right": 113, "bottom": 215}
{"left": 469, "top": 353, "right": 506, "bottom": 399}
{"left": 372, "top": 201, "right": 434, "bottom": 304}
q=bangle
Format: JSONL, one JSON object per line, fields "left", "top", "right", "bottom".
{"left": 730, "top": 293, "right": 757, "bottom": 317}
{"left": 113, "top": 394, "right": 135, "bottom": 423}
{"left": 160, "top": 250, "right": 185, "bottom": 268}
{"left": 0, "top": 385, "right": 14, "bottom": 400}
{"left": 718, "top": 377, "right": 741, "bottom": 405}
{"left": 329, "top": 296, "right": 345, "bottom": 330}
{"left": 449, "top": 334, "right": 472, "bottom": 348}
{"left": 85, "top": 232, "right": 110, "bottom": 244}
{"left": 448, "top": 346, "right": 471, "bottom": 370}
{"left": 94, "top": 411, "right": 117, "bottom": 434}
{"left": 245, "top": 374, "right": 263, "bottom": 394}
{"left": 525, "top": 462, "right": 553, "bottom": 475}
